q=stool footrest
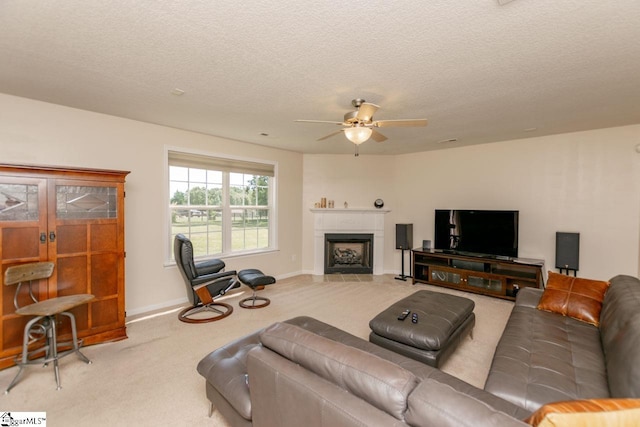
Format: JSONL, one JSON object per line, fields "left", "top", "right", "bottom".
{"left": 18, "top": 339, "right": 86, "bottom": 366}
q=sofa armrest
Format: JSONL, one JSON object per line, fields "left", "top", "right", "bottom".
{"left": 514, "top": 287, "right": 543, "bottom": 308}
{"left": 405, "top": 379, "right": 529, "bottom": 427}
{"left": 196, "top": 328, "right": 263, "bottom": 421}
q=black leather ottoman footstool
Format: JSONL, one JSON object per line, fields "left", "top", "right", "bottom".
{"left": 238, "top": 269, "right": 276, "bottom": 309}
{"left": 369, "top": 290, "right": 475, "bottom": 367}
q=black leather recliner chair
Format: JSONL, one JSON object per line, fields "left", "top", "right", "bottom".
{"left": 174, "top": 234, "right": 239, "bottom": 323}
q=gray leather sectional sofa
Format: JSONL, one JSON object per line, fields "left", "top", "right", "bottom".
{"left": 197, "top": 275, "right": 640, "bottom": 426}
{"left": 485, "top": 274, "right": 640, "bottom": 412}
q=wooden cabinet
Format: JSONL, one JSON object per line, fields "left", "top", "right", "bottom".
{"left": 0, "top": 164, "right": 129, "bottom": 369}
{"left": 412, "top": 249, "right": 544, "bottom": 300}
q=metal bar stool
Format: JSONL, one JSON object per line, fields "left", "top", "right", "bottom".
{"left": 4, "top": 262, "right": 95, "bottom": 393}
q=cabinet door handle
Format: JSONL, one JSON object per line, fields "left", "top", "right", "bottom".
{"left": 49, "top": 231, "right": 56, "bottom": 242}
{"left": 40, "top": 232, "right": 47, "bottom": 244}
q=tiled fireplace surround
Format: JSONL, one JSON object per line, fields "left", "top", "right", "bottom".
{"left": 311, "top": 208, "right": 390, "bottom": 275}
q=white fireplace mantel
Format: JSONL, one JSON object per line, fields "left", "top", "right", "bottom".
{"left": 311, "top": 208, "right": 390, "bottom": 275}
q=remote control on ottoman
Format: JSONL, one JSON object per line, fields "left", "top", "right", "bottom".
{"left": 397, "top": 309, "right": 410, "bottom": 321}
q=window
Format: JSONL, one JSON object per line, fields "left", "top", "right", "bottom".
{"left": 168, "top": 150, "right": 275, "bottom": 261}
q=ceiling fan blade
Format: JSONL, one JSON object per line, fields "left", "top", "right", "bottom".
{"left": 295, "top": 119, "right": 345, "bottom": 125}
{"left": 355, "top": 103, "right": 379, "bottom": 122}
{"left": 373, "top": 119, "right": 428, "bottom": 128}
{"left": 317, "top": 130, "right": 344, "bottom": 141}
{"left": 370, "top": 129, "right": 388, "bottom": 143}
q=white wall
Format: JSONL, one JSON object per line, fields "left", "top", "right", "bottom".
{"left": 3, "top": 92, "right": 639, "bottom": 317}
{"left": 0, "top": 94, "right": 303, "bottom": 316}
{"left": 301, "top": 155, "right": 401, "bottom": 274}
{"left": 303, "top": 125, "right": 640, "bottom": 280}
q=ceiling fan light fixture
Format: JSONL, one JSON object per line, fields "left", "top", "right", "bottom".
{"left": 344, "top": 126, "right": 372, "bottom": 145}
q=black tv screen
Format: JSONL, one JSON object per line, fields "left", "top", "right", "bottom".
{"left": 434, "top": 210, "right": 519, "bottom": 258}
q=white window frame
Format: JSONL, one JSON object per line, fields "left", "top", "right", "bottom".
{"left": 164, "top": 146, "right": 278, "bottom": 265}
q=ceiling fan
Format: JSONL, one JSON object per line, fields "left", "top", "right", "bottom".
{"left": 296, "top": 98, "right": 428, "bottom": 155}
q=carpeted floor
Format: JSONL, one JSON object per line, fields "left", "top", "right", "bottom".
{"left": 0, "top": 274, "right": 514, "bottom": 426}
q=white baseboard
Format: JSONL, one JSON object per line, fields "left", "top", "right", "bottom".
{"left": 126, "top": 296, "right": 188, "bottom": 318}
{"left": 126, "top": 268, "right": 396, "bottom": 318}
{"left": 275, "top": 270, "right": 304, "bottom": 280}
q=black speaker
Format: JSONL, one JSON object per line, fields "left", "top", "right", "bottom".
{"left": 396, "top": 224, "right": 413, "bottom": 250}
{"left": 555, "top": 232, "right": 579, "bottom": 270}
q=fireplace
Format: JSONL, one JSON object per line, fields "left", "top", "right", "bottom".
{"left": 324, "top": 233, "right": 373, "bottom": 274}
{"left": 311, "top": 208, "right": 389, "bottom": 275}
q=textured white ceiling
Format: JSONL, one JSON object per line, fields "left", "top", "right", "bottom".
{"left": 1, "top": 0, "right": 639, "bottom": 155}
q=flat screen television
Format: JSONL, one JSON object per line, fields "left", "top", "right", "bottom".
{"left": 434, "top": 210, "right": 519, "bottom": 258}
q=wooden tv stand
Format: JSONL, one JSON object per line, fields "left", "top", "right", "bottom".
{"left": 412, "top": 249, "right": 544, "bottom": 300}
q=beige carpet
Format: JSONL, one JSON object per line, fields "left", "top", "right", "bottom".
{"left": 0, "top": 274, "right": 513, "bottom": 426}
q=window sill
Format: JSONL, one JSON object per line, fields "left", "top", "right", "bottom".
{"left": 164, "top": 247, "right": 279, "bottom": 268}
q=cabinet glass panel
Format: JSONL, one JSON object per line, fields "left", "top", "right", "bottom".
{"left": 56, "top": 186, "right": 117, "bottom": 219}
{"left": 467, "top": 275, "right": 502, "bottom": 292}
{"left": 0, "top": 184, "right": 38, "bottom": 221}
{"left": 431, "top": 269, "right": 462, "bottom": 285}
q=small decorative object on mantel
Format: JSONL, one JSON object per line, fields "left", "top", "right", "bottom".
{"left": 314, "top": 199, "right": 336, "bottom": 208}
{"left": 374, "top": 199, "right": 384, "bottom": 209}
{"left": 344, "top": 201, "right": 348, "bottom": 208}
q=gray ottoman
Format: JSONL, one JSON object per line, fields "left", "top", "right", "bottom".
{"left": 369, "top": 290, "right": 475, "bottom": 367}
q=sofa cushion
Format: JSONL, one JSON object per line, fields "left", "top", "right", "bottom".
{"left": 485, "top": 294, "right": 609, "bottom": 412}
{"left": 285, "top": 316, "right": 531, "bottom": 420}
{"left": 525, "top": 398, "right": 640, "bottom": 427}
{"left": 598, "top": 275, "right": 640, "bottom": 398}
{"left": 537, "top": 272, "right": 609, "bottom": 326}
{"left": 406, "top": 379, "right": 529, "bottom": 427}
{"left": 260, "top": 322, "right": 419, "bottom": 420}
